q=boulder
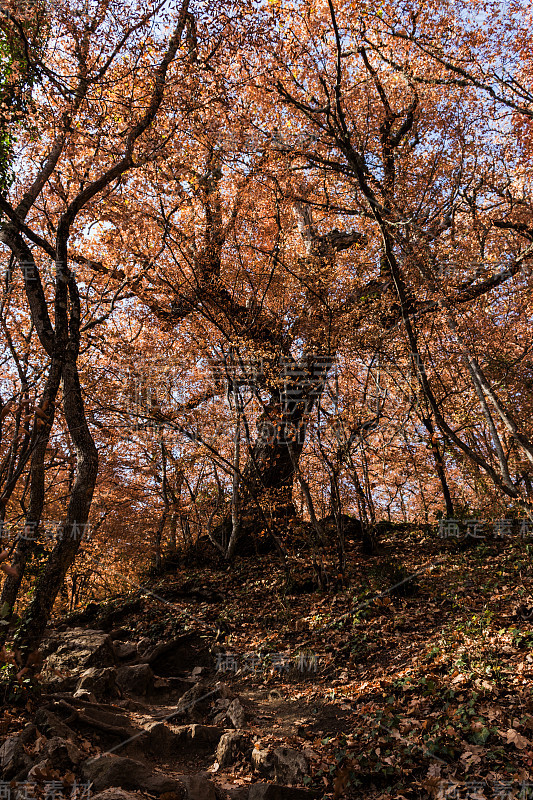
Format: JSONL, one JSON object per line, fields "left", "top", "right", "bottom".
{"left": 188, "top": 724, "right": 225, "bottom": 746}
{"left": 81, "top": 755, "right": 186, "bottom": 796}
{"left": 77, "top": 667, "right": 118, "bottom": 699}
{"left": 252, "top": 748, "right": 309, "bottom": 785}
{"left": 0, "top": 724, "right": 36, "bottom": 779}
{"left": 116, "top": 663, "right": 153, "bottom": 696}
{"left": 113, "top": 642, "right": 137, "bottom": 660}
{"left": 41, "top": 628, "right": 115, "bottom": 688}
{"left": 170, "top": 682, "right": 219, "bottom": 721}
{"left": 226, "top": 698, "right": 247, "bottom": 729}
{"left": 42, "top": 737, "right": 82, "bottom": 769}
{"left": 175, "top": 772, "right": 217, "bottom": 800}
{"left": 141, "top": 722, "right": 188, "bottom": 755}
{"left": 216, "top": 731, "right": 252, "bottom": 768}
{"left": 251, "top": 748, "right": 275, "bottom": 776}
{"left": 33, "top": 709, "right": 77, "bottom": 741}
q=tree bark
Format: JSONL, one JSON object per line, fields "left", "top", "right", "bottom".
{"left": 421, "top": 415, "right": 454, "bottom": 518}
{"left": 0, "top": 361, "right": 62, "bottom": 625}
{"left": 14, "top": 353, "right": 98, "bottom": 658}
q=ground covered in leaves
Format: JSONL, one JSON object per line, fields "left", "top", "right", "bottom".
{"left": 3, "top": 525, "right": 533, "bottom": 798}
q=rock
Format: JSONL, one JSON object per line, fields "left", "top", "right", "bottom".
{"left": 0, "top": 725, "right": 36, "bottom": 778}
{"left": 141, "top": 632, "right": 202, "bottom": 676}
{"left": 33, "top": 709, "right": 76, "bottom": 741}
{"left": 141, "top": 631, "right": 212, "bottom": 678}
{"left": 25, "top": 744, "right": 79, "bottom": 785}
{"left": 73, "top": 689, "right": 97, "bottom": 703}
{"left": 0, "top": 736, "right": 20, "bottom": 772}
{"left": 81, "top": 755, "right": 186, "bottom": 796}
{"left": 110, "top": 629, "right": 132, "bottom": 641}
{"left": 191, "top": 666, "right": 205, "bottom": 679}
{"left": 171, "top": 682, "right": 219, "bottom": 721}
{"left": 175, "top": 772, "right": 217, "bottom": 800}
{"left": 212, "top": 698, "right": 230, "bottom": 715}
{"left": 77, "top": 666, "right": 118, "bottom": 698}
{"left": 65, "top": 704, "right": 141, "bottom": 740}
{"left": 252, "top": 748, "right": 309, "bottom": 785}
{"left": 226, "top": 698, "right": 247, "bottom": 728}
{"left": 90, "top": 790, "right": 144, "bottom": 800}
{"left": 272, "top": 748, "right": 309, "bottom": 784}
{"left": 41, "top": 628, "right": 116, "bottom": 689}
{"left": 42, "top": 737, "right": 82, "bottom": 769}
{"left": 249, "top": 785, "right": 318, "bottom": 800}
{"left": 113, "top": 642, "right": 137, "bottom": 659}
{"left": 216, "top": 731, "right": 251, "bottom": 768}
{"left": 142, "top": 723, "right": 223, "bottom": 755}
{"left": 216, "top": 682, "right": 234, "bottom": 699}
{"left": 26, "top": 760, "right": 53, "bottom": 784}
{"left": 188, "top": 724, "right": 224, "bottom": 745}
{"left": 142, "top": 722, "right": 188, "bottom": 755}
{"left": 116, "top": 663, "right": 153, "bottom": 695}
{"left": 251, "top": 748, "right": 275, "bottom": 776}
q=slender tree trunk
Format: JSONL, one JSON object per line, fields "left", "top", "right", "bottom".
{"left": 0, "top": 361, "right": 61, "bottom": 631}
{"left": 421, "top": 415, "right": 454, "bottom": 518}
{"left": 14, "top": 354, "right": 98, "bottom": 659}
{"left": 153, "top": 511, "right": 166, "bottom": 571}
{"left": 169, "top": 511, "right": 178, "bottom": 550}
{"left": 226, "top": 407, "right": 242, "bottom": 560}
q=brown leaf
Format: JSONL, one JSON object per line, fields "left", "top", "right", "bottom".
{"left": 506, "top": 728, "right": 530, "bottom": 750}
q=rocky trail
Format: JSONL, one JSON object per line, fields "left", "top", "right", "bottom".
{"left": 0, "top": 625, "right": 325, "bottom": 800}
{"left": 4, "top": 533, "right": 533, "bottom": 800}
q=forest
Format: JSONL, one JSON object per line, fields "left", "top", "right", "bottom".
{"left": 0, "top": 0, "right": 533, "bottom": 797}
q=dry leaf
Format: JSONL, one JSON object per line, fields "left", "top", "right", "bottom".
{"left": 507, "top": 728, "right": 530, "bottom": 750}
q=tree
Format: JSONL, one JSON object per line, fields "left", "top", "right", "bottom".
{"left": 0, "top": 0, "right": 196, "bottom": 660}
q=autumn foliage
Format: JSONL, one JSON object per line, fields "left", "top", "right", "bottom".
{"left": 0, "top": 0, "right": 532, "bottom": 655}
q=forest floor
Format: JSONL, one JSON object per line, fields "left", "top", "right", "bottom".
{"left": 3, "top": 524, "right": 533, "bottom": 799}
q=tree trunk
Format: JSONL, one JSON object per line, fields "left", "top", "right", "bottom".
{"left": 230, "top": 399, "right": 308, "bottom": 537}
{"left": 0, "top": 361, "right": 62, "bottom": 635}
{"left": 421, "top": 415, "right": 454, "bottom": 518}
{"left": 14, "top": 354, "right": 98, "bottom": 660}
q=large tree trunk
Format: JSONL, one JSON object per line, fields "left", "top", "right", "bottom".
{"left": 241, "top": 400, "right": 307, "bottom": 520}
{"left": 213, "top": 391, "right": 313, "bottom": 555}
